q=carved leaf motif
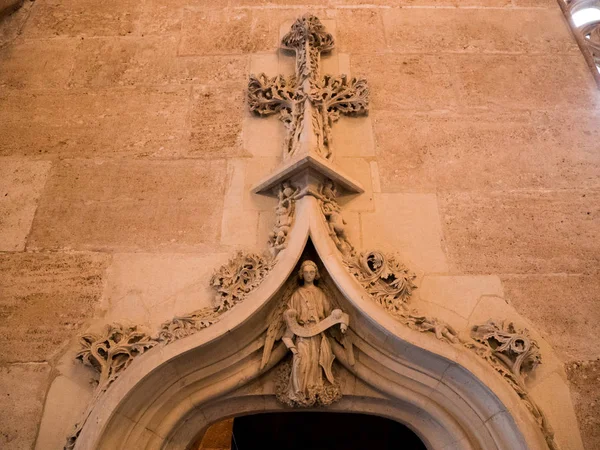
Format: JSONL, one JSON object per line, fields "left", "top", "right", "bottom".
{"left": 470, "top": 320, "right": 541, "bottom": 388}
{"left": 281, "top": 14, "right": 334, "bottom": 53}
{"left": 157, "top": 307, "right": 219, "bottom": 345}
{"left": 247, "top": 74, "right": 297, "bottom": 116}
{"left": 344, "top": 250, "right": 417, "bottom": 311}
{"left": 210, "top": 252, "right": 274, "bottom": 312}
{"left": 76, "top": 324, "right": 158, "bottom": 389}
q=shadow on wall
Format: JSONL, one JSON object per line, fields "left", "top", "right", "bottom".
{"left": 0, "top": 0, "right": 24, "bottom": 19}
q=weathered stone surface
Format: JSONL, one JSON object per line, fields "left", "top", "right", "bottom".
{"left": 333, "top": 8, "right": 386, "bottom": 53}
{"left": 0, "top": 87, "right": 189, "bottom": 158}
{"left": 383, "top": 8, "right": 577, "bottom": 54}
{"left": 0, "top": 0, "right": 33, "bottom": 48}
{"left": 373, "top": 110, "right": 600, "bottom": 192}
{"left": 0, "top": 39, "right": 77, "bottom": 89}
{"left": 452, "top": 54, "right": 600, "bottom": 110}
{"left": 179, "top": 9, "right": 284, "bottom": 56}
{"left": 418, "top": 275, "right": 503, "bottom": 320}
{"left": 0, "top": 252, "right": 109, "bottom": 363}
{"left": 351, "top": 54, "right": 457, "bottom": 110}
{"left": 28, "top": 159, "right": 227, "bottom": 251}
{"left": 189, "top": 83, "right": 249, "bottom": 158}
{"left": 101, "top": 252, "right": 230, "bottom": 329}
{"left": 0, "top": 363, "right": 51, "bottom": 450}
{"left": 566, "top": 360, "right": 600, "bottom": 450}
{"left": 502, "top": 274, "right": 600, "bottom": 361}
{"left": 361, "top": 193, "right": 448, "bottom": 273}
{"left": 136, "top": 0, "right": 187, "bottom": 36}
{"left": 23, "top": 0, "right": 142, "bottom": 38}
{"left": 69, "top": 36, "right": 248, "bottom": 88}
{"left": 332, "top": 0, "right": 511, "bottom": 5}
{"left": 0, "top": 160, "right": 51, "bottom": 252}
{"left": 529, "top": 372, "right": 586, "bottom": 450}
{"left": 439, "top": 190, "right": 600, "bottom": 274}
{"left": 0, "top": 0, "right": 22, "bottom": 17}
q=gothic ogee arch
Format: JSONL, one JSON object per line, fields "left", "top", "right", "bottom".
{"left": 75, "top": 196, "right": 547, "bottom": 450}
{"left": 64, "top": 14, "right": 578, "bottom": 450}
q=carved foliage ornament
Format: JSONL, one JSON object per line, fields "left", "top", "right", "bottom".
{"left": 467, "top": 321, "right": 556, "bottom": 450}
{"left": 67, "top": 252, "right": 272, "bottom": 449}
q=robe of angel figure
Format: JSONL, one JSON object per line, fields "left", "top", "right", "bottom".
{"left": 285, "top": 281, "right": 336, "bottom": 402}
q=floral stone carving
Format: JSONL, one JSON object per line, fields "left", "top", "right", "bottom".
{"left": 66, "top": 251, "right": 273, "bottom": 449}
{"left": 248, "top": 14, "right": 369, "bottom": 160}
{"left": 467, "top": 320, "right": 557, "bottom": 450}
{"left": 268, "top": 181, "right": 300, "bottom": 257}
{"left": 262, "top": 260, "right": 350, "bottom": 407}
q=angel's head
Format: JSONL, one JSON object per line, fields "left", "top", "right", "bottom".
{"left": 298, "top": 260, "right": 320, "bottom": 284}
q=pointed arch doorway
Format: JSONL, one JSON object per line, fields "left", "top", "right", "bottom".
{"left": 194, "top": 412, "right": 427, "bottom": 450}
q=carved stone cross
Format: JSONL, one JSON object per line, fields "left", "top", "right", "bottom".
{"left": 248, "top": 15, "right": 369, "bottom": 163}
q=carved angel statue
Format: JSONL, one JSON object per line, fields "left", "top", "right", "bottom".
{"left": 261, "top": 260, "right": 351, "bottom": 407}
{"left": 268, "top": 181, "right": 299, "bottom": 256}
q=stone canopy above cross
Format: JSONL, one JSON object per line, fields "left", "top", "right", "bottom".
{"left": 248, "top": 14, "right": 369, "bottom": 197}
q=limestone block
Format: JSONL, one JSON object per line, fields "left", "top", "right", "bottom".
{"left": 372, "top": 110, "right": 600, "bottom": 192}
{"left": 331, "top": 8, "right": 386, "bottom": 53}
{"left": 179, "top": 9, "right": 284, "bottom": 56}
{"left": 0, "top": 87, "right": 189, "bottom": 158}
{"left": 243, "top": 113, "right": 286, "bottom": 158}
{"left": 361, "top": 193, "right": 448, "bottom": 273}
{"left": 190, "top": 83, "right": 250, "bottom": 158}
{"left": 0, "top": 363, "right": 51, "bottom": 450}
{"left": 69, "top": 36, "right": 249, "bottom": 88}
{"left": 383, "top": 8, "right": 577, "bottom": 54}
{"left": 439, "top": 190, "right": 600, "bottom": 274}
{"left": 337, "top": 157, "right": 374, "bottom": 212}
{"left": 101, "top": 253, "right": 230, "bottom": 329}
{"left": 23, "top": 0, "right": 142, "bottom": 38}
{"left": 0, "top": 39, "right": 77, "bottom": 90}
{"left": 331, "top": 0, "right": 511, "bottom": 5}
{"left": 243, "top": 157, "right": 281, "bottom": 211}
{"left": 27, "top": 159, "right": 227, "bottom": 252}
{"left": 331, "top": 116, "right": 375, "bottom": 158}
{"left": 529, "top": 372, "right": 585, "bottom": 450}
{"left": 452, "top": 54, "right": 600, "bottom": 111}
{"left": 221, "top": 208, "right": 259, "bottom": 248}
{"left": 502, "top": 274, "right": 600, "bottom": 361}
{"left": 351, "top": 54, "right": 457, "bottom": 111}
{"left": 566, "top": 360, "right": 600, "bottom": 450}
{"left": 0, "top": 159, "right": 51, "bottom": 251}
{"left": 136, "top": 0, "right": 188, "bottom": 36}
{"left": 0, "top": 252, "right": 109, "bottom": 363}
{"left": 418, "top": 275, "right": 503, "bottom": 320}
{"left": 35, "top": 375, "right": 93, "bottom": 450}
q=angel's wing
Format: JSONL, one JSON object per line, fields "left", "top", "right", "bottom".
{"left": 260, "top": 281, "right": 296, "bottom": 370}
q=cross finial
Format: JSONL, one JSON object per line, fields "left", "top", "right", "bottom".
{"left": 248, "top": 14, "right": 368, "bottom": 197}
{"left": 248, "top": 15, "right": 369, "bottom": 163}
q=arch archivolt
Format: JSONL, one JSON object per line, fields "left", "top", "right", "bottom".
{"left": 71, "top": 197, "right": 554, "bottom": 450}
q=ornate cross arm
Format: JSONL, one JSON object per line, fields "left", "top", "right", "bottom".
{"left": 247, "top": 73, "right": 297, "bottom": 116}
{"left": 315, "top": 74, "right": 369, "bottom": 120}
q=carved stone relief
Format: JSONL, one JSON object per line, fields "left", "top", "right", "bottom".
{"left": 248, "top": 14, "right": 369, "bottom": 161}
{"left": 65, "top": 251, "right": 272, "bottom": 449}
{"left": 262, "top": 260, "right": 350, "bottom": 407}
{"left": 67, "top": 13, "right": 564, "bottom": 450}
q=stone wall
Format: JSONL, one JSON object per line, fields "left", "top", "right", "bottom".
{"left": 0, "top": 1, "right": 598, "bottom": 449}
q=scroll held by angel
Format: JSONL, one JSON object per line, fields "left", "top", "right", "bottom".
{"left": 276, "top": 260, "right": 350, "bottom": 406}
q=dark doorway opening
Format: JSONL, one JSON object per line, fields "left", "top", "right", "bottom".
{"left": 231, "top": 412, "right": 427, "bottom": 450}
